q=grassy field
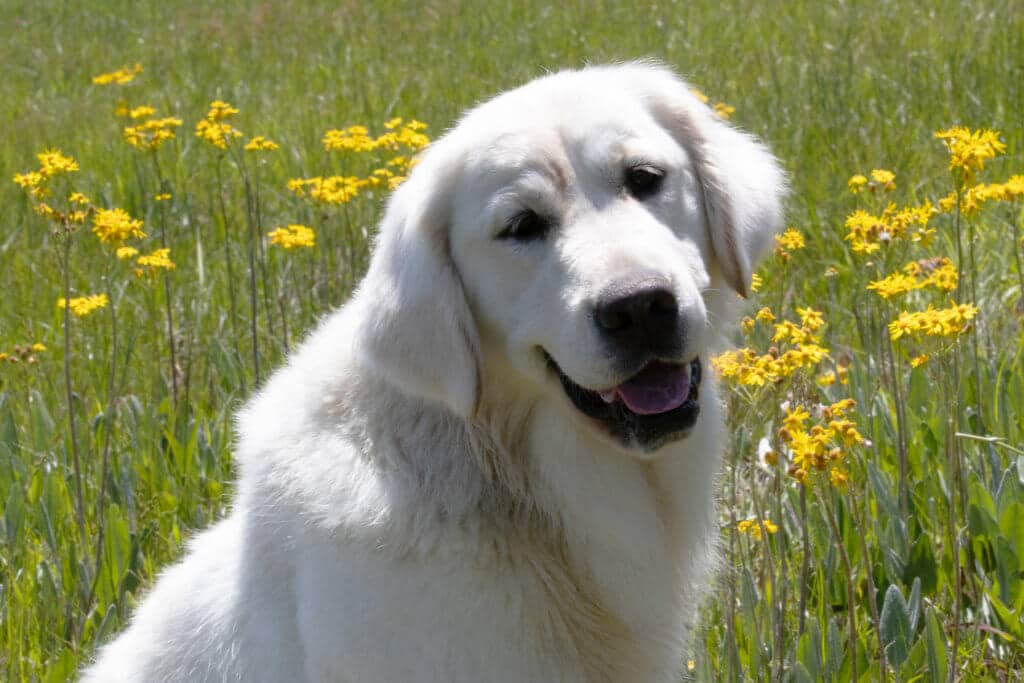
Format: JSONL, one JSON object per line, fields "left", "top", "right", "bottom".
{"left": 2, "top": 0, "right": 1023, "bottom": 680}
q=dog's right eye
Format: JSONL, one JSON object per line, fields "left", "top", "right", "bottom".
{"left": 497, "top": 210, "right": 551, "bottom": 242}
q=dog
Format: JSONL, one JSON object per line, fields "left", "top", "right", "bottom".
{"left": 82, "top": 62, "right": 785, "bottom": 682}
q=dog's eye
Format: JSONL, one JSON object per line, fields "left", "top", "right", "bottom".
{"left": 498, "top": 210, "right": 551, "bottom": 242}
{"left": 624, "top": 165, "right": 664, "bottom": 199}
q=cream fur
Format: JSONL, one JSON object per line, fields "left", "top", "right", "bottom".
{"left": 81, "top": 62, "right": 786, "bottom": 683}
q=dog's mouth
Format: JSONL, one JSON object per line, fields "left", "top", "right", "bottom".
{"left": 543, "top": 353, "right": 702, "bottom": 450}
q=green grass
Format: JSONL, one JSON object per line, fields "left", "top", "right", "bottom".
{"left": 2, "top": 0, "right": 1023, "bottom": 680}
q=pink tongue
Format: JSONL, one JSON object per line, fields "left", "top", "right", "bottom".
{"left": 610, "top": 362, "right": 691, "bottom": 415}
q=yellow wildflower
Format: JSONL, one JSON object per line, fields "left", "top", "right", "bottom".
{"left": 128, "top": 105, "right": 156, "bottom": 119}
{"left": 713, "top": 102, "right": 735, "bottom": 119}
{"left": 91, "top": 63, "right": 143, "bottom": 86}
{"left": 783, "top": 405, "right": 810, "bottom": 432}
{"left": 689, "top": 88, "right": 710, "bottom": 104}
{"left": 755, "top": 307, "right": 775, "bottom": 323}
{"left": 92, "top": 207, "right": 146, "bottom": 244}
{"left": 124, "top": 116, "right": 182, "bottom": 151}
{"left": 816, "top": 372, "right": 836, "bottom": 386}
{"left": 870, "top": 169, "right": 896, "bottom": 191}
{"left": 888, "top": 302, "right": 978, "bottom": 341}
{"left": 749, "top": 272, "right": 763, "bottom": 292}
{"left": 31, "top": 343, "right": 47, "bottom": 352}
{"left": 910, "top": 354, "right": 929, "bottom": 368}
{"left": 740, "top": 316, "right": 755, "bottom": 334}
{"left": 267, "top": 224, "right": 315, "bottom": 249}
{"left": 847, "top": 174, "right": 867, "bottom": 193}
{"left": 57, "top": 294, "right": 109, "bottom": 317}
{"left": 135, "top": 248, "right": 176, "bottom": 273}
{"left": 934, "top": 126, "right": 1006, "bottom": 179}
{"left": 116, "top": 246, "right": 139, "bottom": 260}
{"left": 37, "top": 149, "right": 79, "bottom": 178}
{"left": 154, "top": 193, "right": 171, "bottom": 201}
{"left": 68, "top": 192, "right": 90, "bottom": 205}
{"left": 245, "top": 135, "right": 279, "bottom": 152}
{"left": 205, "top": 100, "right": 240, "bottom": 121}
{"left": 796, "top": 307, "right": 824, "bottom": 331}
{"left": 737, "top": 518, "right": 778, "bottom": 540}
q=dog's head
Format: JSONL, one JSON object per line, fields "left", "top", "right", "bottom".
{"left": 355, "top": 63, "right": 786, "bottom": 454}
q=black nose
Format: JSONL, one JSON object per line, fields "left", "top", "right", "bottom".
{"left": 594, "top": 279, "right": 682, "bottom": 356}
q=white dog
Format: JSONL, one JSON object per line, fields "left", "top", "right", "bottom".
{"left": 83, "top": 62, "right": 785, "bottom": 682}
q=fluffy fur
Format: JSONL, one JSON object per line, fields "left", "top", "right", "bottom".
{"left": 82, "top": 62, "right": 786, "bottom": 682}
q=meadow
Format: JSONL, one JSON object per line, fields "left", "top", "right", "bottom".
{"left": 2, "top": 0, "right": 1023, "bottom": 680}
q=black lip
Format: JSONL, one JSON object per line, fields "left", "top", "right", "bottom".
{"left": 544, "top": 354, "right": 701, "bottom": 450}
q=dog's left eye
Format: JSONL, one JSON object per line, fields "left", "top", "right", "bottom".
{"left": 497, "top": 210, "right": 552, "bottom": 242}
{"left": 624, "top": 165, "right": 665, "bottom": 199}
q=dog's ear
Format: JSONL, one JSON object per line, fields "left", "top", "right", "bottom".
{"left": 625, "top": 63, "right": 787, "bottom": 297}
{"left": 353, "top": 148, "right": 481, "bottom": 417}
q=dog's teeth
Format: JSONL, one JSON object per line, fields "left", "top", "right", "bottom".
{"left": 599, "top": 390, "right": 617, "bottom": 403}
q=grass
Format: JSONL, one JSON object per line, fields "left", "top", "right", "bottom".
{"left": 1, "top": 0, "right": 1023, "bottom": 680}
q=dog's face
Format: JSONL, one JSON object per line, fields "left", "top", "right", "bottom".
{"left": 357, "top": 64, "right": 786, "bottom": 454}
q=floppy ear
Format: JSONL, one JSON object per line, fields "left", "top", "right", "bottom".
{"left": 624, "top": 63, "right": 787, "bottom": 297}
{"left": 353, "top": 149, "right": 481, "bottom": 417}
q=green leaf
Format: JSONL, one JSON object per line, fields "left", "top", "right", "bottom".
{"left": 923, "top": 606, "right": 948, "bottom": 679}
{"left": 907, "top": 577, "right": 922, "bottom": 634}
{"left": 880, "top": 584, "right": 912, "bottom": 668}
{"left": 905, "top": 535, "right": 938, "bottom": 595}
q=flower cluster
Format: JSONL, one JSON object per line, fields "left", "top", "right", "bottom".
{"left": 778, "top": 399, "right": 864, "bottom": 487}
{"left": 773, "top": 227, "right": 805, "bottom": 261}
{"left": 92, "top": 63, "right": 143, "bottom": 86}
{"left": 322, "top": 119, "right": 429, "bottom": 154}
{"left": 13, "top": 149, "right": 80, "bottom": 200}
{"left": 937, "top": 175, "right": 1024, "bottom": 215}
{"left": 196, "top": 100, "right": 244, "bottom": 150}
{"left": 934, "top": 126, "right": 1006, "bottom": 180}
{"left": 287, "top": 176, "right": 366, "bottom": 205}
{"left": 737, "top": 518, "right": 778, "bottom": 540}
{"left": 848, "top": 168, "right": 897, "bottom": 194}
{"left": 867, "top": 257, "right": 958, "bottom": 299}
{"left": 134, "top": 248, "right": 176, "bottom": 276}
{"left": 92, "top": 208, "right": 146, "bottom": 244}
{"left": 712, "top": 307, "right": 830, "bottom": 387}
{"left": 267, "top": 224, "right": 315, "bottom": 249}
{"left": 124, "top": 112, "right": 183, "bottom": 151}
{"left": 0, "top": 342, "right": 46, "bottom": 366}
{"left": 57, "top": 294, "right": 109, "bottom": 317}
{"left": 887, "top": 302, "right": 978, "bottom": 341}
{"left": 244, "top": 135, "right": 279, "bottom": 152}
{"left": 843, "top": 201, "right": 937, "bottom": 254}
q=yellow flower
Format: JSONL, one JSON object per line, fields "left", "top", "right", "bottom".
{"left": 288, "top": 176, "right": 367, "bottom": 205}
{"left": 870, "top": 169, "right": 896, "bottom": 191}
{"left": 749, "top": 272, "right": 763, "bottom": 292}
{"left": 796, "top": 307, "right": 824, "bottom": 331}
{"left": 124, "top": 116, "right": 182, "bottom": 151}
{"left": 31, "top": 343, "right": 47, "bottom": 352}
{"left": 267, "top": 224, "right": 315, "bottom": 249}
{"left": 775, "top": 228, "right": 805, "bottom": 251}
{"left": 783, "top": 405, "right": 810, "bottom": 432}
{"left": 847, "top": 174, "right": 867, "bottom": 193}
{"left": 816, "top": 372, "right": 836, "bottom": 386}
{"left": 245, "top": 135, "right": 279, "bottom": 152}
{"left": 128, "top": 105, "right": 156, "bottom": 119}
{"left": 737, "top": 518, "right": 778, "bottom": 540}
{"left": 713, "top": 102, "right": 735, "bottom": 119}
{"left": 154, "top": 193, "right": 171, "bottom": 202}
{"left": 37, "top": 149, "right": 79, "bottom": 178}
{"left": 68, "top": 192, "right": 90, "bottom": 205}
{"left": 57, "top": 294, "right": 109, "bottom": 317}
{"left": 740, "top": 316, "right": 755, "bottom": 333}
{"left": 888, "top": 302, "right": 978, "bottom": 341}
{"left": 116, "top": 246, "right": 139, "bottom": 260}
{"left": 755, "top": 307, "right": 775, "bottom": 323}
{"left": 910, "top": 354, "right": 929, "bottom": 368}
{"left": 689, "top": 88, "right": 710, "bottom": 104}
{"left": 934, "top": 126, "right": 1005, "bottom": 179}
{"left": 91, "top": 63, "right": 143, "bottom": 86}
{"left": 136, "top": 248, "right": 176, "bottom": 273}
{"left": 92, "top": 207, "right": 146, "bottom": 244}
{"left": 195, "top": 102, "right": 243, "bottom": 150}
